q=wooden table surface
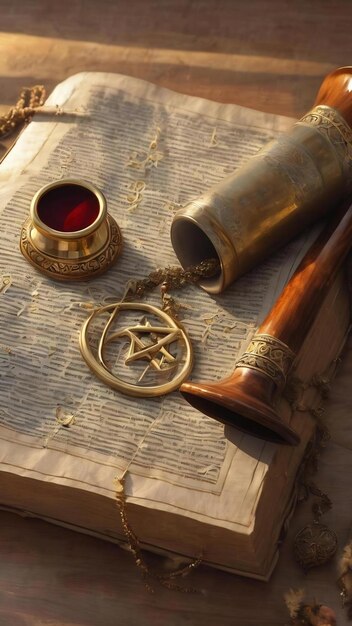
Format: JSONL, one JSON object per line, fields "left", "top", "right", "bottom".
{"left": 1, "top": 2, "right": 352, "bottom": 624}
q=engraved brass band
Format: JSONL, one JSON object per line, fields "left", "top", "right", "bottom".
{"left": 234, "top": 333, "right": 296, "bottom": 387}
{"left": 20, "top": 213, "right": 122, "bottom": 280}
{"left": 299, "top": 105, "right": 352, "bottom": 177}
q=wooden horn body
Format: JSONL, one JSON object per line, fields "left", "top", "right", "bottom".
{"left": 181, "top": 203, "right": 352, "bottom": 445}
{"left": 180, "top": 68, "right": 352, "bottom": 445}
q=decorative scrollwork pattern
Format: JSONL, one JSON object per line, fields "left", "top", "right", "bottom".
{"left": 299, "top": 105, "right": 352, "bottom": 176}
{"left": 235, "top": 333, "right": 295, "bottom": 386}
{"left": 20, "top": 214, "right": 122, "bottom": 280}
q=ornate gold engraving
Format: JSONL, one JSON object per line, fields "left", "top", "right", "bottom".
{"left": 299, "top": 105, "right": 352, "bottom": 174}
{"left": 20, "top": 214, "right": 122, "bottom": 280}
{"left": 235, "top": 333, "right": 295, "bottom": 386}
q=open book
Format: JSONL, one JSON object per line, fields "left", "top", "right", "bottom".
{"left": 0, "top": 73, "right": 349, "bottom": 580}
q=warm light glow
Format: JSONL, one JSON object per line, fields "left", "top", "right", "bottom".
{"left": 0, "top": 32, "right": 334, "bottom": 78}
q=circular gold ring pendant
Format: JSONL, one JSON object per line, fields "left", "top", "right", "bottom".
{"left": 79, "top": 302, "right": 193, "bottom": 397}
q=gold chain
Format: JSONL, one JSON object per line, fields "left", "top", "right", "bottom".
{"left": 124, "top": 257, "right": 220, "bottom": 318}
{"left": 0, "top": 85, "right": 46, "bottom": 138}
{"left": 115, "top": 478, "right": 202, "bottom": 593}
{"left": 113, "top": 258, "right": 219, "bottom": 591}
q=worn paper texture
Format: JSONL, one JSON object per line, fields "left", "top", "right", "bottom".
{"left": 0, "top": 73, "right": 312, "bottom": 529}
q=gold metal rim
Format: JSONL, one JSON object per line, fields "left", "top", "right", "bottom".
{"left": 30, "top": 178, "right": 107, "bottom": 240}
{"left": 171, "top": 203, "right": 239, "bottom": 294}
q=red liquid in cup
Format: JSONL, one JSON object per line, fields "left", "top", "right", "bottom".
{"left": 37, "top": 184, "right": 100, "bottom": 232}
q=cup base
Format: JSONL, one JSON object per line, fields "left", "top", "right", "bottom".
{"left": 20, "top": 214, "right": 122, "bottom": 281}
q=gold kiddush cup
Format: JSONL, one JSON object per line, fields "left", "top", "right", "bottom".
{"left": 20, "top": 179, "right": 122, "bottom": 280}
{"left": 171, "top": 67, "right": 352, "bottom": 294}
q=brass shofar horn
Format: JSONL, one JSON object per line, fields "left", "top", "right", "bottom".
{"left": 170, "top": 67, "right": 352, "bottom": 295}
{"left": 180, "top": 202, "right": 352, "bottom": 446}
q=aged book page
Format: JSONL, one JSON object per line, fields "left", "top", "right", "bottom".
{"left": 0, "top": 73, "right": 315, "bottom": 542}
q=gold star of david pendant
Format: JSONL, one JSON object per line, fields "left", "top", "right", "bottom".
{"left": 79, "top": 302, "right": 193, "bottom": 397}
